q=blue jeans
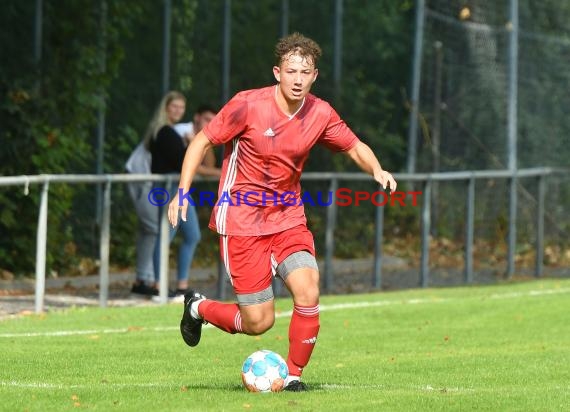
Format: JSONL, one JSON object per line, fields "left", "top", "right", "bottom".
{"left": 153, "top": 196, "right": 202, "bottom": 284}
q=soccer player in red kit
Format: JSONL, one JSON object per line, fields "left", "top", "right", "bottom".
{"left": 168, "top": 32, "right": 397, "bottom": 392}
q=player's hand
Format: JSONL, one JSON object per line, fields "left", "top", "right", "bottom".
{"left": 168, "top": 193, "right": 187, "bottom": 227}
{"left": 375, "top": 170, "right": 397, "bottom": 193}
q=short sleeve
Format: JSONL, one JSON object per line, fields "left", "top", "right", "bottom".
{"left": 318, "top": 107, "right": 360, "bottom": 152}
{"left": 203, "top": 93, "right": 248, "bottom": 145}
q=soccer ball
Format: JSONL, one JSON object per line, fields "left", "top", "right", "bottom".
{"left": 241, "top": 350, "right": 288, "bottom": 393}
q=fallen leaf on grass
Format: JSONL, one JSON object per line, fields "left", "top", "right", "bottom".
{"left": 127, "top": 326, "right": 144, "bottom": 332}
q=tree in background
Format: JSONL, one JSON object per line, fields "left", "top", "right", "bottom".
{"left": 0, "top": 0, "right": 413, "bottom": 276}
{"left": 0, "top": 0, "right": 197, "bottom": 276}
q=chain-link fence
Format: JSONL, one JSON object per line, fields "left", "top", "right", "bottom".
{"left": 408, "top": 0, "right": 570, "bottom": 273}
{"left": 416, "top": 0, "right": 570, "bottom": 172}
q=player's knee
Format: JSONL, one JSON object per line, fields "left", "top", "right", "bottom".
{"left": 293, "top": 282, "right": 320, "bottom": 306}
{"left": 240, "top": 308, "right": 275, "bottom": 335}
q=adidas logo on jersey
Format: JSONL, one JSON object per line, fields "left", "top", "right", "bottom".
{"left": 302, "top": 336, "right": 317, "bottom": 344}
{"left": 263, "top": 128, "right": 275, "bottom": 137}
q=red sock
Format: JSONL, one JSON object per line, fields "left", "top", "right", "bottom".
{"left": 286, "top": 304, "right": 320, "bottom": 377}
{"left": 198, "top": 300, "right": 243, "bottom": 334}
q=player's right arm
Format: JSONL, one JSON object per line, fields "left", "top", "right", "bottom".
{"left": 168, "top": 131, "right": 214, "bottom": 226}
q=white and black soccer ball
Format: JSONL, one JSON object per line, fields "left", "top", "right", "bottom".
{"left": 241, "top": 350, "right": 288, "bottom": 393}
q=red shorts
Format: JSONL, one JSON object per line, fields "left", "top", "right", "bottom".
{"left": 219, "top": 224, "right": 315, "bottom": 295}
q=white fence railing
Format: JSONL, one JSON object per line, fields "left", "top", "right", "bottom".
{"left": 0, "top": 167, "right": 568, "bottom": 313}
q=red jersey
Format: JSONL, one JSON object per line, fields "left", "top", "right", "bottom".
{"left": 203, "top": 85, "right": 359, "bottom": 236}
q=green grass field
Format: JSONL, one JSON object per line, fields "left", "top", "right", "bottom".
{"left": 1, "top": 279, "right": 569, "bottom": 411}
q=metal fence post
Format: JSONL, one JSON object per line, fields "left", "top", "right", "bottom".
{"left": 158, "top": 177, "right": 172, "bottom": 304}
{"left": 507, "top": 0, "right": 519, "bottom": 176}
{"left": 99, "top": 180, "right": 111, "bottom": 307}
{"left": 506, "top": 0, "right": 519, "bottom": 278}
{"left": 95, "top": 0, "right": 107, "bottom": 229}
{"left": 464, "top": 177, "right": 475, "bottom": 283}
{"left": 324, "top": 178, "right": 338, "bottom": 293}
{"left": 34, "top": 181, "right": 49, "bottom": 313}
{"left": 406, "top": 0, "right": 426, "bottom": 174}
{"left": 506, "top": 176, "right": 517, "bottom": 278}
{"left": 161, "top": 0, "right": 171, "bottom": 94}
{"left": 333, "top": 0, "right": 343, "bottom": 102}
{"left": 222, "top": 0, "right": 231, "bottom": 104}
{"left": 33, "top": 0, "right": 43, "bottom": 75}
{"left": 535, "top": 174, "right": 545, "bottom": 277}
{"left": 280, "top": 0, "right": 289, "bottom": 37}
{"left": 372, "top": 190, "right": 384, "bottom": 289}
{"left": 420, "top": 179, "right": 431, "bottom": 287}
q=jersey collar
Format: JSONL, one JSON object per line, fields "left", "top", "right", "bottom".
{"left": 274, "top": 85, "right": 305, "bottom": 120}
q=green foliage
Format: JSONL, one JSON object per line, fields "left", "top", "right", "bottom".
{"left": 0, "top": 0, "right": 148, "bottom": 275}
{"left": 0, "top": 1, "right": 416, "bottom": 276}
{"left": 173, "top": 0, "right": 198, "bottom": 93}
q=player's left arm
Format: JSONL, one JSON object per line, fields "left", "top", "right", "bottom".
{"left": 345, "top": 141, "right": 397, "bottom": 192}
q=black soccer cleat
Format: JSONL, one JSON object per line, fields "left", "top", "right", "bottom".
{"left": 180, "top": 290, "right": 206, "bottom": 347}
{"left": 283, "top": 380, "right": 308, "bottom": 392}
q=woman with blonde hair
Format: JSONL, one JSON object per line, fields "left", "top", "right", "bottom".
{"left": 130, "top": 91, "right": 218, "bottom": 297}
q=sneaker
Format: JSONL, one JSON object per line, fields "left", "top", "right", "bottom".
{"left": 168, "top": 289, "right": 189, "bottom": 304}
{"left": 283, "top": 380, "right": 308, "bottom": 392}
{"left": 180, "top": 290, "right": 206, "bottom": 347}
{"left": 151, "top": 289, "right": 182, "bottom": 303}
{"left": 132, "top": 282, "right": 177, "bottom": 299}
{"left": 130, "top": 282, "right": 157, "bottom": 296}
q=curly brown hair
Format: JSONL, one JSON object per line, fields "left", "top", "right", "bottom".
{"left": 274, "top": 32, "right": 322, "bottom": 67}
